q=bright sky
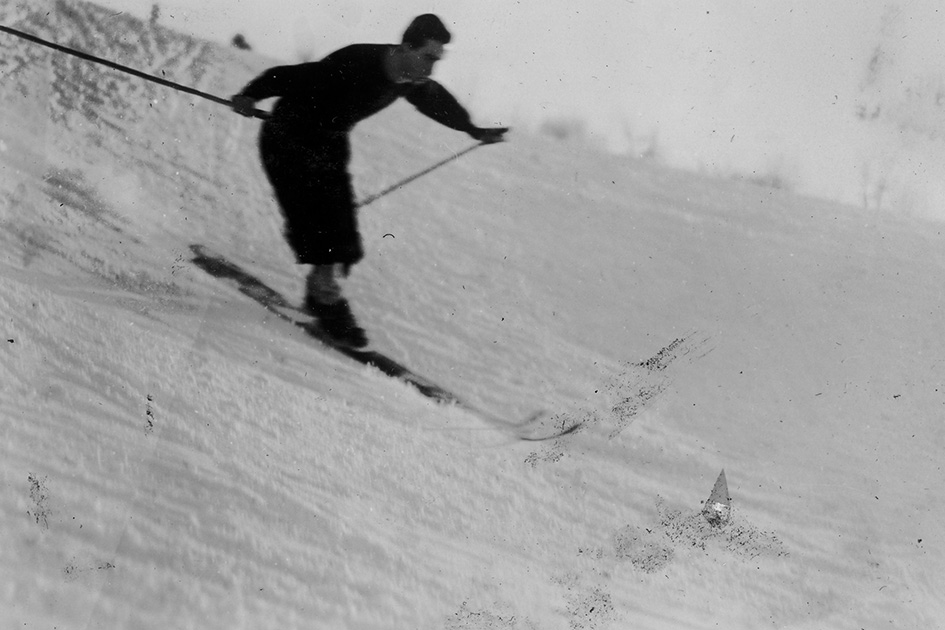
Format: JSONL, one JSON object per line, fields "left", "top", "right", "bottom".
{"left": 85, "top": 1, "right": 945, "bottom": 214}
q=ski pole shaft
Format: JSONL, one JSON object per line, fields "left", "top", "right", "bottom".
{"left": 357, "top": 142, "right": 484, "bottom": 209}
{"left": 0, "top": 24, "right": 270, "bottom": 120}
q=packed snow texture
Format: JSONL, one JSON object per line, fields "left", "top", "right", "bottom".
{"left": 1, "top": 2, "right": 944, "bottom": 629}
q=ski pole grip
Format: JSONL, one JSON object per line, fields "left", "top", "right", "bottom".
{"left": 229, "top": 94, "right": 270, "bottom": 120}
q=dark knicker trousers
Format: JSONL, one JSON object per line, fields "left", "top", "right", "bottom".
{"left": 259, "top": 123, "right": 364, "bottom": 267}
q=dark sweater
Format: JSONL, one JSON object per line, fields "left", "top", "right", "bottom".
{"left": 238, "top": 43, "right": 477, "bottom": 144}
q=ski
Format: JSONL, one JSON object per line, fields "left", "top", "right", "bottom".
{"left": 189, "top": 244, "right": 580, "bottom": 442}
{"left": 513, "top": 412, "right": 583, "bottom": 441}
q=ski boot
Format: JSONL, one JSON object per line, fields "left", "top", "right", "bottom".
{"left": 305, "top": 297, "right": 369, "bottom": 349}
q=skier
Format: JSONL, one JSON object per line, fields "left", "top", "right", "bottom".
{"left": 231, "top": 14, "right": 508, "bottom": 348}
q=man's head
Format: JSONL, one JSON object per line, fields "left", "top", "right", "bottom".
{"left": 402, "top": 14, "right": 451, "bottom": 49}
{"left": 388, "top": 14, "right": 451, "bottom": 84}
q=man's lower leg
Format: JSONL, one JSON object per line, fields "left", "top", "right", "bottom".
{"left": 304, "top": 264, "right": 367, "bottom": 348}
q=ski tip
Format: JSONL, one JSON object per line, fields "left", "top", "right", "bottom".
{"left": 518, "top": 420, "right": 583, "bottom": 442}
{"left": 558, "top": 421, "right": 583, "bottom": 437}
{"left": 508, "top": 410, "right": 585, "bottom": 441}
{"left": 190, "top": 243, "right": 214, "bottom": 259}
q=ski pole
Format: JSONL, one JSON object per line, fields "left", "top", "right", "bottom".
{"left": 356, "top": 141, "right": 484, "bottom": 209}
{"left": 0, "top": 24, "right": 271, "bottom": 120}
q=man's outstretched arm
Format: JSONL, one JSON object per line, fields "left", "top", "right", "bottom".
{"left": 405, "top": 80, "right": 508, "bottom": 143}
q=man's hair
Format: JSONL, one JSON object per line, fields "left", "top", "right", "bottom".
{"left": 402, "top": 14, "right": 451, "bottom": 48}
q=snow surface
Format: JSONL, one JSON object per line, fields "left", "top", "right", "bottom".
{"left": 1, "top": 2, "right": 944, "bottom": 629}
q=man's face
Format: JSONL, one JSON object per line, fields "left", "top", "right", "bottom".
{"left": 400, "top": 40, "right": 444, "bottom": 83}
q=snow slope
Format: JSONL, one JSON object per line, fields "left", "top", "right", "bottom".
{"left": 2, "top": 2, "right": 943, "bottom": 629}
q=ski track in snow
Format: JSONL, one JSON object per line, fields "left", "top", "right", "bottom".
{"left": 2, "top": 3, "right": 945, "bottom": 629}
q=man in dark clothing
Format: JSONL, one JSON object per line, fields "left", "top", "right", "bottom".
{"left": 231, "top": 14, "right": 507, "bottom": 348}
